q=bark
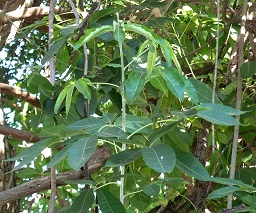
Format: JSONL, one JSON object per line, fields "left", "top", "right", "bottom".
{"left": 0, "top": 125, "right": 41, "bottom": 142}
{"left": 0, "top": 83, "right": 41, "bottom": 108}
{"left": 0, "top": 6, "right": 69, "bottom": 24}
{"left": 0, "top": 147, "right": 112, "bottom": 206}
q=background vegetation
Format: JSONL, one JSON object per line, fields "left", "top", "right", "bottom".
{"left": 0, "top": 0, "right": 256, "bottom": 212}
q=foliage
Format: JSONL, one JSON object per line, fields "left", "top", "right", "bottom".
{"left": 1, "top": 0, "right": 256, "bottom": 212}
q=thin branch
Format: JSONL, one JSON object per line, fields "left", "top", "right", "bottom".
{"left": 0, "top": 147, "right": 111, "bottom": 207}
{"left": 48, "top": 1, "right": 57, "bottom": 211}
{"left": 0, "top": 125, "right": 41, "bottom": 142}
{"left": 211, "top": 0, "right": 221, "bottom": 153}
{"left": 0, "top": 7, "right": 70, "bottom": 24}
{"left": 0, "top": 83, "right": 41, "bottom": 108}
{"left": 227, "top": 0, "right": 247, "bottom": 208}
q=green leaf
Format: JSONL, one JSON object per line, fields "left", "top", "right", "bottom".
{"left": 149, "top": 121, "right": 179, "bottom": 145}
{"left": 143, "top": 184, "right": 160, "bottom": 197}
{"left": 67, "top": 117, "right": 107, "bottom": 134}
{"left": 197, "top": 110, "right": 239, "bottom": 126}
{"left": 130, "top": 193, "right": 150, "bottom": 211}
{"left": 185, "top": 79, "right": 199, "bottom": 104}
{"left": 75, "top": 78, "right": 92, "bottom": 101}
{"left": 142, "top": 144, "right": 176, "bottom": 173}
{"left": 175, "top": 149, "right": 212, "bottom": 181}
{"left": 16, "top": 168, "right": 40, "bottom": 179}
{"left": 39, "top": 124, "right": 66, "bottom": 138}
{"left": 189, "top": 79, "right": 221, "bottom": 103}
{"left": 8, "top": 138, "right": 59, "bottom": 172}
{"left": 160, "top": 67, "right": 185, "bottom": 100}
{"left": 56, "top": 44, "right": 70, "bottom": 75}
{"left": 196, "top": 103, "right": 246, "bottom": 115}
{"left": 54, "top": 84, "right": 72, "bottom": 114}
{"left": 41, "top": 37, "right": 67, "bottom": 65}
{"left": 74, "top": 25, "right": 114, "bottom": 50}
{"left": 212, "top": 177, "right": 245, "bottom": 186}
{"left": 113, "top": 22, "right": 125, "bottom": 43}
{"left": 125, "top": 71, "right": 146, "bottom": 103}
{"left": 207, "top": 186, "right": 239, "bottom": 199}
{"left": 124, "top": 23, "right": 159, "bottom": 41}
{"left": 90, "top": 7, "right": 121, "bottom": 22}
{"left": 96, "top": 126, "right": 127, "bottom": 138}
{"left": 97, "top": 189, "right": 126, "bottom": 213}
{"left": 150, "top": 75, "right": 168, "bottom": 96}
{"left": 68, "top": 136, "right": 98, "bottom": 170}
{"left": 105, "top": 148, "right": 141, "bottom": 167}
{"left": 69, "top": 189, "right": 94, "bottom": 212}
{"left": 171, "top": 108, "right": 198, "bottom": 118}
{"left": 147, "top": 42, "right": 157, "bottom": 75}
{"left": 115, "top": 114, "right": 152, "bottom": 134}
{"left": 47, "top": 143, "right": 73, "bottom": 168}
{"left": 240, "top": 61, "right": 256, "bottom": 78}
{"left": 240, "top": 195, "right": 256, "bottom": 208}
{"left": 65, "top": 84, "right": 75, "bottom": 116}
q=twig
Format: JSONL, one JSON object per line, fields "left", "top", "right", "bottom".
{"left": 227, "top": 0, "right": 247, "bottom": 208}
{"left": 48, "top": 1, "right": 57, "bottom": 212}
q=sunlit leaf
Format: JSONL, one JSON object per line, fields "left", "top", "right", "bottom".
{"left": 142, "top": 144, "right": 176, "bottom": 173}
{"left": 75, "top": 78, "right": 92, "bottom": 101}
{"left": 150, "top": 75, "right": 168, "bottom": 96}
{"left": 65, "top": 83, "right": 75, "bottom": 116}
{"left": 54, "top": 84, "right": 72, "bottom": 114}
{"left": 147, "top": 42, "right": 157, "bottom": 75}
{"left": 74, "top": 25, "right": 114, "bottom": 50}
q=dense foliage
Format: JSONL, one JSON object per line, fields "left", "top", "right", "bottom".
{"left": 1, "top": 0, "right": 256, "bottom": 212}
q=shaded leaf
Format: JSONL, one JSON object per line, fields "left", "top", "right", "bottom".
{"left": 41, "top": 37, "right": 67, "bottom": 65}
{"left": 142, "top": 144, "right": 176, "bottom": 173}
{"left": 113, "top": 22, "right": 125, "bottom": 43}
{"left": 143, "top": 184, "right": 160, "bottom": 197}
{"left": 96, "top": 126, "right": 127, "bottom": 138}
{"left": 189, "top": 79, "right": 221, "bottom": 103}
{"left": 9, "top": 138, "right": 59, "bottom": 172}
{"left": 207, "top": 186, "right": 239, "bottom": 199}
{"left": 149, "top": 121, "right": 179, "bottom": 145}
{"left": 240, "top": 61, "right": 256, "bottom": 78}
{"left": 125, "top": 71, "right": 146, "bottom": 103}
{"left": 105, "top": 148, "right": 141, "bottom": 167}
{"left": 68, "top": 136, "right": 98, "bottom": 170}
{"left": 97, "top": 189, "right": 126, "bottom": 213}
{"left": 197, "top": 110, "right": 239, "bottom": 126}
{"left": 196, "top": 103, "right": 246, "bottom": 115}
{"left": 39, "top": 124, "right": 66, "bottom": 138}
{"left": 185, "top": 79, "right": 199, "bottom": 104}
{"left": 160, "top": 67, "right": 185, "bottom": 100}
{"left": 69, "top": 189, "right": 94, "bottom": 212}
{"left": 175, "top": 149, "right": 212, "bottom": 181}
{"left": 65, "top": 84, "right": 75, "bottom": 116}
